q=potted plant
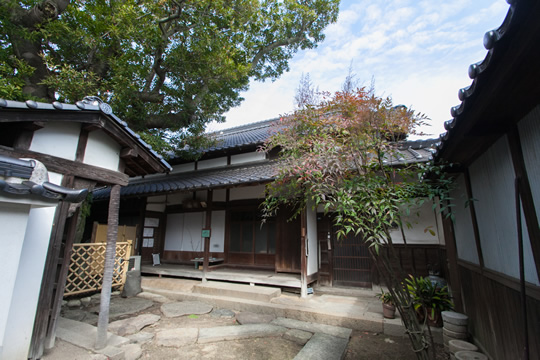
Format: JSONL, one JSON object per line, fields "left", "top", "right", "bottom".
{"left": 376, "top": 290, "right": 396, "bottom": 319}
{"left": 405, "top": 275, "right": 453, "bottom": 327}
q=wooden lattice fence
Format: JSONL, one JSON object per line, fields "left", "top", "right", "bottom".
{"left": 64, "top": 240, "right": 132, "bottom": 297}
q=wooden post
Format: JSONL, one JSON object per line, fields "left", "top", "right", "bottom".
{"left": 300, "top": 208, "right": 308, "bottom": 298}
{"left": 202, "top": 190, "right": 213, "bottom": 282}
{"left": 96, "top": 184, "right": 121, "bottom": 350}
{"left": 28, "top": 176, "right": 74, "bottom": 360}
{"left": 44, "top": 206, "right": 81, "bottom": 349}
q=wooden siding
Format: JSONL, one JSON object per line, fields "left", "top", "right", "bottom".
{"left": 373, "top": 245, "right": 447, "bottom": 285}
{"left": 162, "top": 250, "right": 225, "bottom": 264}
{"left": 459, "top": 265, "right": 539, "bottom": 360}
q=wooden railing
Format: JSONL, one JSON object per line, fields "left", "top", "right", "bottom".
{"left": 64, "top": 240, "right": 132, "bottom": 297}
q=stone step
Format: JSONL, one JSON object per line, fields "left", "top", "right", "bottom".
{"left": 198, "top": 324, "right": 287, "bottom": 343}
{"left": 193, "top": 281, "right": 281, "bottom": 302}
{"left": 271, "top": 317, "right": 352, "bottom": 339}
{"left": 293, "top": 333, "right": 349, "bottom": 360}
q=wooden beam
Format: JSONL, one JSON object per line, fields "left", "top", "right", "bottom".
{"left": 0, "top": 145, "right": 129, "bottom": 186}
{"left": 75, "top": 129, "right": 89, "bottom": 162}
{"left": 101, "top": 120, "right": 164, "bottom": 173}
{"left": 508, "top": 127, "right": 540, "bottom": 280}
{"left": 464, "top": 168, "right": 485, "bottom": 269}
{"left": 120, "top": 147, "right": 139, "bottom": 159}
{"left": 0, "top": 111, "right": 102, "bottom": 124}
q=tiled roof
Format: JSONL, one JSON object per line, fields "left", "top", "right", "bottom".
{"left": 93, "top": 160, "right": 279, "bottom": 199}
{"left": 204, "top": 118, "right": 278, "bottom": 152}
{"left": 434, "top": 0, "right": 539, "bottom": 163}
{"left": 93, "top": 138, "right": 436, "bottom": 199}
{"left": 0, "top": 97, "right": 171, "bottom": 174}
{"left": 0, "top": 155, "right": 88, "bottom": 203}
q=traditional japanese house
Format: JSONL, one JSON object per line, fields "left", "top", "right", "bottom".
{"left": 92, "top": 118, "right": 446, "bottom": 295}
{"left": 434, "top": 1, "right": 540, "bottom": 358}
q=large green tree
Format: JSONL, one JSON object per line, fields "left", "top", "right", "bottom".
{"left": 0, "top": 0, "right": 339, "bottom": 135}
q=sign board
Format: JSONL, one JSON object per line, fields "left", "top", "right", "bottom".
{"left": 201, "top": 229, "right": 211, "bottom": 238}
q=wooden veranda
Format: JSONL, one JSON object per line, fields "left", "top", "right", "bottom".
{"left": 141, "top": 264, "right": 302, "bottom": 289}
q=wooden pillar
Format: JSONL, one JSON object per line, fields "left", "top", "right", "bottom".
{"left": 300, "top": 208, "right": 308, "bottom": 298}
{"left": 202, "top": 190, "right": 213, "bottom": 282}
{"left": 44, "top": 206, "right": 81, "bottom": 349}
{"left": 96, "top": 184, "right": 121, "bottom": 349}
{"left": 28, "top": 176, "right": 74, "bottom": 360}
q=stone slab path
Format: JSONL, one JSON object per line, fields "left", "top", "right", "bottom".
{"left": 294, "top": 333, "right": 349, "bottom": 360}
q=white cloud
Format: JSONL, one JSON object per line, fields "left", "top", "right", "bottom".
{"left": 217, "top": 0, "right": 510, "bottom": 137}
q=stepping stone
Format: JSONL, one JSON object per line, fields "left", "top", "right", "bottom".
{"left": 293, "top": 333, "right": 349, "bottom": 360}
{"left": 127, "top": 331, "right": 154, "bottom": 344}
{"left": 198, "top": 324, "right": 287, "bottom": 343}
{"left": 161, "top": 301, "right": 213, "bottom": 317}
{"left": 56, "top": 317, "right": 129, "bottom": 351}
{"left": 137, "top": 292, "right": 170, "bottom": 303}
{"left": 62, "top": 309, "right": 87, "bottom": 322}
{"left": 210, "top": 308, "right": 236, "bottom": 318}
{"left": 67, "top": 299, "right": 82, "bottom": 307}
{"left": 236, "top": 311, "right": 275, "bottom": 324}
{"left": 155, "top": 328, "right": 198, "bottom": 347}
{"left": 89, "top": 297, "right": 153, "bottom": 319}
{"left": 121, "top": 343, "right": 142, "bottom": 360}
{"left": 108, "top": 314, "right": 160, "bottom": 336}
{"left": 271, "top": 318, "right": 352, "bottom": 339}
{"left": 284, "top": 329, "right": 312, "bottom": 345}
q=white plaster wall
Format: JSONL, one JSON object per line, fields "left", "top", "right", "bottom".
{"left": 48, "top": 172, "right": 63, "bottom": 187}
{"left": 164, "top": 211, "right": 225, "bottom": 253}
{"left": 166, "top": 193, "right": 193, "bottom": 206}
{"left": 229, "top": 185, "right": 265, "bottom": 200}
{"left": 146, "top": 195, "right": 167, "bottom": 212}
{"left": 0, "top": 202, "right": 30, "bottom": 352}
{"left": 210, "top": 211, "right": 225, "bottom": 252}
{"left": 146, "top": 203, "right": 166, "bottom": 212}
{"left": 3, "top": 206, "right": 56, "bottom": 359}
{"left": 30, "top": 122, "right": 81, "bottom": 160}
{"left": 171, "top": 163, "right": 195, "bottom": 173}
{"left": 198, "top": 157, "right": 227, "bottom": 170}
{"left": 84, "top": 130, "right": 121, "bottom": 171}
{"left": 306, "top": 205, "right": 318, "bottom": 276}
{"left": 230, "top": 152, "right": 266, "bottom": 165}
{"left": 164, "top": 212, "right": 205, "bottom": 251}
{"left": 213, "top": 189, "right": 226, "bottom": 202}
{"left": 389, "top": 199, "right": 443, "bottom": 245}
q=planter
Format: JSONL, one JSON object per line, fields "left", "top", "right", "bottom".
{"left": 382, "top": 303, "right": 396, "bottom": 319}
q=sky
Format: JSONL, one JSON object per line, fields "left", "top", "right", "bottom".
{"left": 206, "top": 0, "right": 510, "bottom": 139}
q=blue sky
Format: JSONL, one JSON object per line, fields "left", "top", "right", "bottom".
{"left": 208, "top": 0, "right": 510, "bottom": 138}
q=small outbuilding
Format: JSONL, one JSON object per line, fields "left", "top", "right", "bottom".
{"left": 0, "top": 97, "right": 170, "bottom": 359}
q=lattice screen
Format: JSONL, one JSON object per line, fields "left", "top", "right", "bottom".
{"left": 64, "top": 240, "right": 132, "bottom": 297}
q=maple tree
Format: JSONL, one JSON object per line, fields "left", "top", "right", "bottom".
{"left": 262, "top": 87, "right": 454, "bottom": 360}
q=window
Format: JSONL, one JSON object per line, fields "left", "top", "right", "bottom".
{"left": 229, "top": 211, "right": 276, "bottom": 254}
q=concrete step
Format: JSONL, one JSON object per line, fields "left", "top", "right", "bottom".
{"left": 193, "top": 281, "right": 281, "bottom": 302}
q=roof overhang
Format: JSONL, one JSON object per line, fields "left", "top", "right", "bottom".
{"left": 435, "top": 1, "right": 540, "bottom": 167}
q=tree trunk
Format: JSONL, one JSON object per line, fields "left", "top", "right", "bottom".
{"left": 95, "top": 184, "right": 121, "bottom": 349}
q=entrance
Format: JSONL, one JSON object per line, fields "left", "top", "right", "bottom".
{"left": 318, "top": 216, "right": 372, "bottom": 288}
